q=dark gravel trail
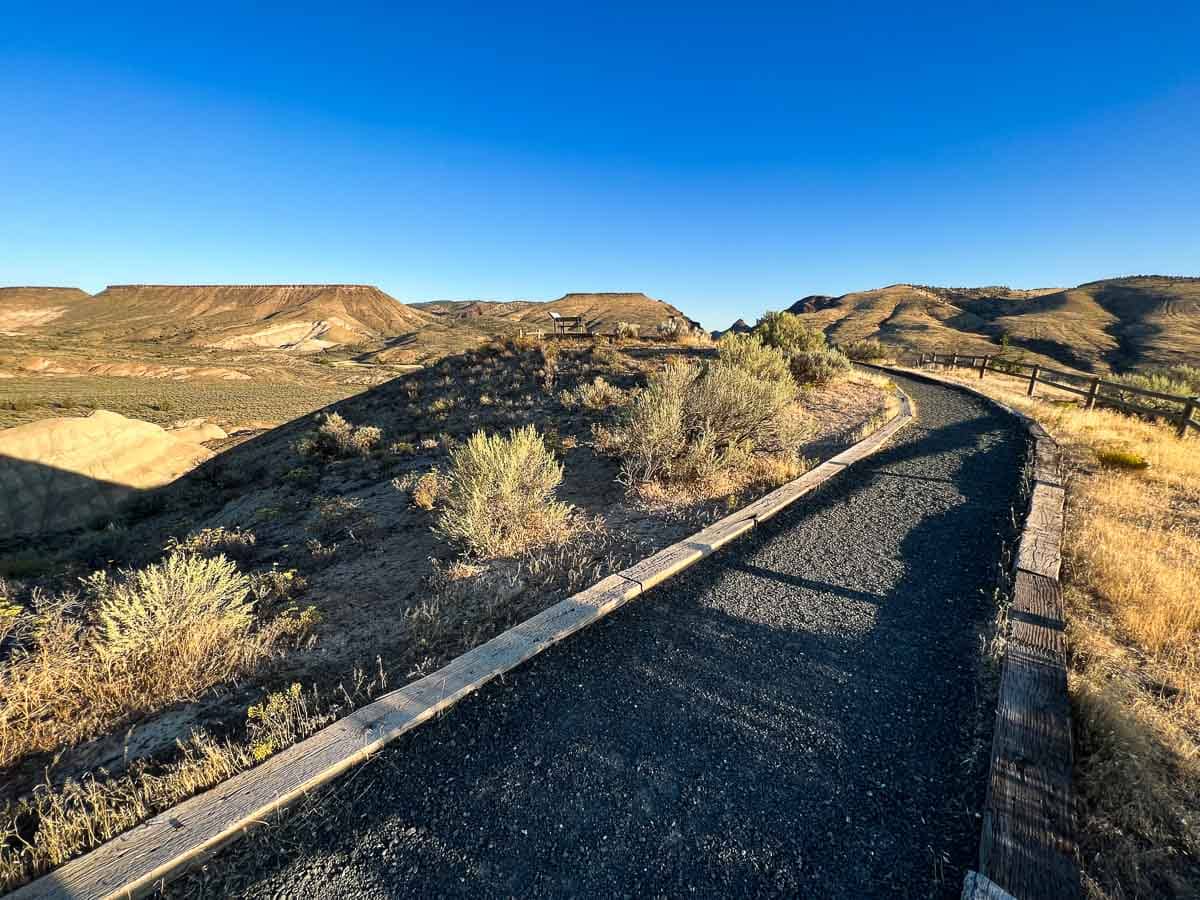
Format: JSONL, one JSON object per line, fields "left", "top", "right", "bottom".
{"left": 180, "top": 374, "right": 1025, "bottom": 900}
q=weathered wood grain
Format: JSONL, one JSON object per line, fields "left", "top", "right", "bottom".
{"left": 1015, "top": 483, "right": 1064, "bottom": 580}
{"left": 10, "top": 388, "right": 916, "bottom": 900}
{"left": 1008, "top": 570, "right": 1067, "bottom": 667}
{"left": 981, "top": 646, "right": 1077, "bottom": 899}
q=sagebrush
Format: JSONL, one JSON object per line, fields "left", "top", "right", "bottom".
{"left": 436, "top": 425, "right": 574, "bottom": 557}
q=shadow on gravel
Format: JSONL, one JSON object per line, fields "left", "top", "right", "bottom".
{"left": 170, "top": 378, "right": 1027, "bottom": 900}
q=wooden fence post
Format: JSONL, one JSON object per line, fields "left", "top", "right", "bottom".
{"left": 1028, "top": 365, "right": 1040, "bottom": 396}
{"left": 980, "top": 356, "right": 990, "bottom": 379}
{"left": 1178, "top": 397, "right": 1198, "bottom": 438}
{"left": 1085, "top": 377, "right": 1100, "bottom": 410}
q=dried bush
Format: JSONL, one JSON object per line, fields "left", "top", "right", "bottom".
{"left": 410, "top": 470, "right": 445, "bottom": 510}
{"left": 601, "top": 358, "right": 806, "bottom": 493}
{"left": 436, "top": 425, "right": 573, "bottom": 557}
{"left": 559, "top": 376, "right": 627, "bottom": 410}
{"left": 614, "top": 321, "right": 640, "bottom": 340}
{"left": 789, "top": 348, "right": 852, "bottom": 385}
{"left": 166, "top": 526, "right": 257, "bottom": 561}
{"left": 752, "top": 310, "right": 827, "bottom": 354}
{"left": 296, "top": 412, "right": 382, "bottom": 460}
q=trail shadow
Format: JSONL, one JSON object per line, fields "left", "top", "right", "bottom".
{"left": 169, "top": 375, "right": 1027, "bottom": 899}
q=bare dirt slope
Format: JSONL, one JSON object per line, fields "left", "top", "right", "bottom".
{"left": 783, "top": 277, "right": 1200, "bottom": 373}
{"left": 0, "top": 410, "right": 215, "bottom": 537}
{"left": 0, "top": 287, "right": 92, "bottom": 334}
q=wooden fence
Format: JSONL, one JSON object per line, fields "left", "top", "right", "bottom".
{"left": 918, "top": 352, "right": 1200, "bottom": 438}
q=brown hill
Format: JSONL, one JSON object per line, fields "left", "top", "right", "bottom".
{"left": 0, "top": 287, "right": 92, "bottom": 334}
{"left": 46, "top": 284, "right": 431, "bottom": 352}
{"left": 781, "top": 277, "right": 1200, "bottom": 373}
{"left": 512, "top": 292, "right": 688, "bottom": 334}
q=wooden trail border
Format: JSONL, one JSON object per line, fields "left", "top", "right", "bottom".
{"left": 863, "top": 363, "right": 1078, "bottom": 900}
{"left": 9, "top": 393, "right": 914, "bottom": 900}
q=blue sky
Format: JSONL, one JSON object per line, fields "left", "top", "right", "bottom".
{"left": 2, "top": 2, "right": 1198, "bottom": 328}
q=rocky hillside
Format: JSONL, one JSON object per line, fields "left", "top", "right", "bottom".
{"left": 780, "top": 277, "right": 1200, "bottom": 373}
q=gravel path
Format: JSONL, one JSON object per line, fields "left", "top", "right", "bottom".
{"left": 177, "top": 374, "right": 1025, "bottom": 900}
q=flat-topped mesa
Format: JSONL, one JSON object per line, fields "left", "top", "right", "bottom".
{"left": 27, "top": 284, "right": 431, "bottom": 352}
{"left": 102, "top": 284, "right": 380, "bottom": 290}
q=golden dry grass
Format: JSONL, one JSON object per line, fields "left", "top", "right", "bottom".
{"left": 0, "top": 672, "right": 382, "bottom": 891}
{"left": 932, "top": 366, "right": 1200, "bottom": 898}
{"left": 0, "top": 552, "right": 314, "bottom": 771}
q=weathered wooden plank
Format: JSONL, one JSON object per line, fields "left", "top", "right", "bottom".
{"left": 12, "top": 388, "right": 916, "bottom": 900}
{"left": 1015, "top": 484, "right": 1064, "bottom": 580}
{"left": 1008, "top": 570, "right": 1066, "bottom": 667}
{"left": 981, "top": 647, "right": 1078, "bottom": 899}
{"left": 1030, "top": 438, "right": 1062, "bottom": 488}
{"left": 962, "top": 871, "right": 1018, "bottom": 900}
{"left": 616, "top": 540, "right": 711, "bottom": 591}
{"left": 735, "top": 460, "right": 847, "bottom": 524}
{"left": 1035, "top": 377, "right": 1090, "bottom": 398}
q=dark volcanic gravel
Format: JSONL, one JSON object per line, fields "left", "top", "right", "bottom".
{"left": 176, "top": 375, "right": 1025, "bottom": 900}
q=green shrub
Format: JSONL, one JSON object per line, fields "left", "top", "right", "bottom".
{"left": 436, "top": 425, "right": 572, "bottom": 557}
{"left": 716, "top": 333, "right": 794, "bottom": 385}
{"left": 752, "top": 311, "right": 827, "bottom": 354}
{"left": 790, "top": 348, "right": 852, "bottom": 385}
{"left": 1094, "top": 447, "right": 1150, "bottom": 470}
{"left": 1108, "top": 366, "right": 1200, "bottom": 414}
{"left": 602, "top": 358, "right": 806, "bottom": 491}
{"left": 841, "top": 338, "right": 890, "bottom": 361}
{"left": 90, "top": 552, "right": 253, "bottom": 661}
{"left": 296, "top": 412, "right": 381, "bottom": 459}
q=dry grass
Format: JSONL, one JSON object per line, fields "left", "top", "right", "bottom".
{"left": 0, "top": 552, "right": 314, "bottom": 772}
{"left": 0, "top": 668, "right": 382, "bottom": 891}
{"left": 932, "top": 366, "right": 1200, "bottom": 899}
{"left": 0, "top": 375, "right": 363, "bottom": 430}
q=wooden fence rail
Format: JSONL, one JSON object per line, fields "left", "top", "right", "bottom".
{"left": 917, "top": 352, "right": 1200, "bottom": 438}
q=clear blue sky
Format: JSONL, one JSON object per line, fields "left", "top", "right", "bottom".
{"left": 2, "top": 1, "right": 1198, "bottom": 328}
